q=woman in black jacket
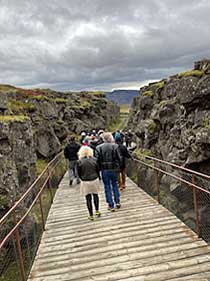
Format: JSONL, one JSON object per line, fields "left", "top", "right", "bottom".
{"left": 77, "top": 146, "right": 101, "bottom": 221}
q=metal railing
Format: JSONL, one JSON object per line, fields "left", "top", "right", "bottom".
{"left": 0, "top": 152, "right": 67, "bottom": 281}
{"left": 128, "top": 153, "right": 210, "bottom": 243}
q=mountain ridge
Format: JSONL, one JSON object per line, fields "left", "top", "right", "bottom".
{"left": 106, "top": 89, "right": 139, "bottom": 105}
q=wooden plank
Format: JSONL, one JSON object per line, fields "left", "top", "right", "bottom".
{"left": 28, "top": 174, "right": 210, "bottom": 281}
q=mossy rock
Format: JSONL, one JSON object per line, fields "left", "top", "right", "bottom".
{"left": 154, "top": 81, "right": 165, "bottom": 89}
{"left": 30, "top": 95, "right": 52, "bottom": 102}
{"left": 54, "top": 98, "right": 68, "bottom": 104}
{"left": 159, "top": 100, "right": 169, "bottom": 107}
{"left": 202, "top": 117, "right": 210, "bottom": 130}
{"left": 147, "top": 119, "right": 158, "bottom": 134}
{"left": 134, "top": 148, "right": 153, "bottom": 160}
{"left": 142, "top": 90, "right": 154, "bottom": 97}
{"left": 56, "top": 119, "right": 65, "bottom": 125}
{"left": 178, "top": 70, "right": 204, "bottom": 79}
{"left": 80, "top": 100, "right": 92, "bottom": 109}
{"left": 36, "top": 159, "right": 48, "bottom": 175}
{"left": 0, "top": 194, "right": 10, "bottom": 208}
{"left": 8, "top": 99, "right": 36, "bottom": 113}
{"left": 92, "top": 91, "right": 106, "bottom": 98}
{"left": 0, "top": 115, "right": 30, "bottom": 123}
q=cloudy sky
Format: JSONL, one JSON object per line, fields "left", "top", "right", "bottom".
{"left": 0, "top": 0, "right": 210, "bottom": 91}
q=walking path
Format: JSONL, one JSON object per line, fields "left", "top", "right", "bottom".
{"left": 28, "top": 173, "right": 210, "bottom": 281}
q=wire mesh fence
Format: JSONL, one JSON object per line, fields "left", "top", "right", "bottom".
{"left": 128, "top": 154, "right": 210, "bottom": 244}
{"left": 0, "top": 152, "right": 67, "bottom": 281}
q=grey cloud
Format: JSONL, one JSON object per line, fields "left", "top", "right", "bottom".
{"left": 0, "top": 0, "right": 210, "bottom": 90}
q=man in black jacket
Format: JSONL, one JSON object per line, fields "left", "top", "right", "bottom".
{"left": 115, "top": 137, "right": 132, "bottom": 190}
{"left": 95, "top": 132, "right": 122, "bottom": 211}
{"left": 64, "top": 136, "right": 81, "bottom": 185}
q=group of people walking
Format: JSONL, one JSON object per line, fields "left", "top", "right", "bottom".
{"left": 64, "top": 129, "right": 133, "bottom": 221}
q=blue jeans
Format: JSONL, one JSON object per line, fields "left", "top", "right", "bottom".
{"left": 101, "top": 170, "right": 120, "bottom": 208}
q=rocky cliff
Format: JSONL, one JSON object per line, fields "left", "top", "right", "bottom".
{"left": 128, "top": 59, "right": 210, "bottom": 170}
{"left": 0, "top": 86, "right": 119, "bottom": 213}
{"left": 127, "top": 59, "right": 210, "bottom": 235}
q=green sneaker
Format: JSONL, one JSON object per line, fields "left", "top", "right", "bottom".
{"left": 107, "top": 206, "right": 115, "bottom": 212}
{"left": 96, "top": 211, "right": 101, "bottom": 217}
{"left": 88, "top": 216, "right": 94, "bottom": 221}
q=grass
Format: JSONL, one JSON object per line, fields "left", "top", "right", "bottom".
{"left": 30, "top": 95, "right": 51, "bottom": 102}
{"left": 0, "top": 189, "right": 53, "bottom": 281}
{"left": 36, "top": 159, "right": 48, "bottom": 175}
{"left": 108, "top": 105, "right": 130, "bottom": 131}
{"left": 120, "top": 104, "right": 130, "bottom": 114}
{"left": 0, "top": 84, "right": 17, "bottom": 93}
{"left": 108, "top": 117, "right": 121, "bottom": 132}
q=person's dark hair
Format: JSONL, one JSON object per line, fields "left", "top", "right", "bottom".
{"left": 116, "top": 138, "right": 122, "bottom": 144}
{"left": 69, "top": 136, "right": 75, "bottom": 142}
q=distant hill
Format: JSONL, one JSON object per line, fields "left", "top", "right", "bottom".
{"left": 106, "top": 90, "right": 139, "bottom": 105}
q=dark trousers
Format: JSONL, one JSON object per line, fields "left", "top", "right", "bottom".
{"left": 85, "top": 193, "right": 99, "bottom": 216}
{"left": 119, "top": 168, "right": 126, "bottom": 190}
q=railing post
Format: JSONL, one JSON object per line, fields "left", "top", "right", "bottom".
{"left": 39, "top": 195, "right": 45, "bottom": 232}
{"left": 47, "top": 167, "right": 53, "bottom": 204}
{"left": 155, "top": 170, "right": 160, "bottom": 204}
{"left": 12, "top": 209, "right": 26, "bottom": 281}
{"left": 192, "top": 174, "right": 200, "bottom": 238}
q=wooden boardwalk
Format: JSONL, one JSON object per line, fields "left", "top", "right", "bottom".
{"left": 28, "top": 173, "right": 210, "bottom": 281}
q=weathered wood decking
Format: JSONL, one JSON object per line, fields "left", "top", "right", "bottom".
{"left": 28, "top": 173, "right": 210, "bottom": 281}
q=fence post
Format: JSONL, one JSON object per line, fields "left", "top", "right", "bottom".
{"left": 47, "top": 167, "right": 53, "bottom": 204}
{"left": 12, "top": 209, "right": 26, "bottom": 281}
{"left": 39, "top": 194, "right": 45, "bottom": 232}
{"left": 155, "top": 170, "right": 160, "bottom": 204}
{"left": 192, "top": 174, "right": 200, "bottom": 238}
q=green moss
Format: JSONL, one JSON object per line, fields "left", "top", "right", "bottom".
{"left": 0, "top": 84, "right": 17, "bottom": 93}
{"left": 54, "top": 98, "right": 67, "bottom": 104}
{"left": 134, "top": 148, "right": 153, "bottom": 160}
{"left": 56, "top": 119, "right": 65, "bottom": 125}
{"left": 108, "top": 116, "right": 121, "bottom": 131}
{"left": 178, "top": 70, "right": 204, "bottom": 79}
{"left": 120, "top": 104, "right": 130, "bottom": 113}
{"left": 142, "top": 90, "right": 154, "bottom": 97}
{"left": 147, "top": 119, "right": 158, "bottom": 134}
{"left": 154, "top": 81, "right": 165, "bottom": 89}
{"left": 185, "top": 128, "right": 194, "bottom": 135}
{"left": 0, "top": 194, "right": 9, "bottom": 207}
{"left": 92, "top": 91, "right": 106, "bottom": 97}
{"left": 8, "top": 99, "right": 36, "bottom": 113}
{"left": 0, "top": 115, "right": 30, "bottom": 123}
{"left": 30, "top": 95, "right": 51, "bottom": 101}
{"left": 36, "top": 159, "right": 48, "bottom": 175}
{"left": 34, "top": 88, "right": 55, "bottom": 95}
{"left": 202, "top": 117, "right": 210, "bottom": 130}
{"left": 80, "top": 100, "right": 91, "bottom": 109}
{"left": 159, "top": 100, "right": 168, "bottom": 107}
